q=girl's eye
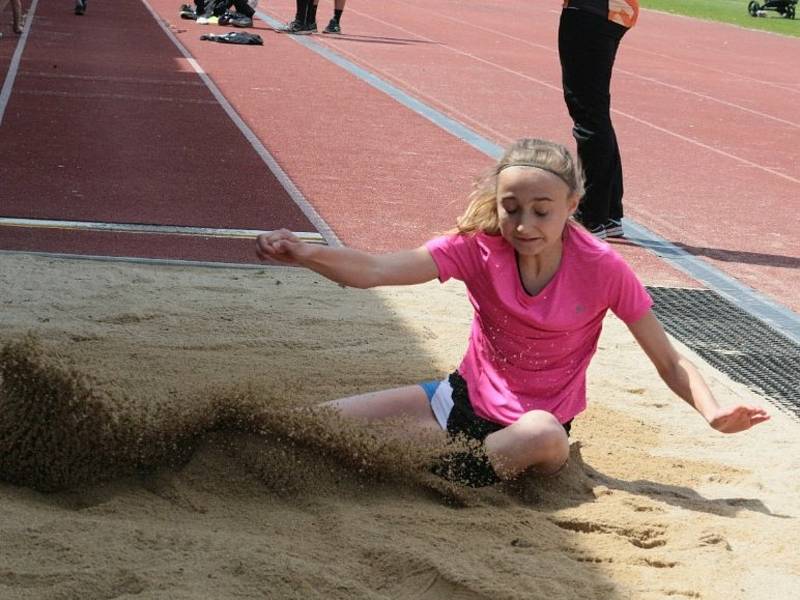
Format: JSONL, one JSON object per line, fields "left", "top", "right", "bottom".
{"left": 535, "top": 211, "right": 548, "bottom": 217}
{"left": 504, "top": 207, "right": 518, "bottom": 215}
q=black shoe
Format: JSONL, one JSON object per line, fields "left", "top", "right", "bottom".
{"left": 605, "top": 218, "right": 624, "bottom": 238}
{"left": 230, "top": 14, "right": 253, "bottom": 27}
{"left": 322, "top": 18, "right": 340, "bottom": 33}
{"left": 276, "top": 19, "right": 315, "bottom": 34}
{"left": 180, "top": 7, "right": 197, "bottom": 19}
{"left": 586, "top": 223, "right": 608, "bottom": 240}
{"left": 276, "top": 19, "right": 303, "bottom": 32}
{"left": 74, "top": 0, "right": 86, "bottom": 15}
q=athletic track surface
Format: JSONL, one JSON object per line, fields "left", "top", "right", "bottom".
{"left": 1, "top": 0, "right": 798, "bottom": 333}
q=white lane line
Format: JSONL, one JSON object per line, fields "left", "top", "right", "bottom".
{"left": 15, "top": 89, "right": 219, "bottom": 104}
{"left": 0, "top": 217, "right": 326, "bottom": 243}
{"left": 0, "top": 248, "right": 289, "bottom": 270}
{"left": 18, "top": 70, "right": 207, "bottom": 86}
{"left": 612, "top": 70, "right": 800, "bottom": 130}
{"left": 0, "top": 0, "right": 40, "bottom": 127}
{"left": 625, "top": 43, "right": 800, "bottom": 96}
{"left": 634, "top": 9, "right": 800, "bottom": 95}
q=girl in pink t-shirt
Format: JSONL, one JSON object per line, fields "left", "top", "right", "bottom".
{"left": 256, "top": 138, "right": 769, "bottom": 487}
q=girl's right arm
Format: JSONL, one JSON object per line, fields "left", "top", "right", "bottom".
{"left": 255, "top": 229, "right": 440, "bottom": 288}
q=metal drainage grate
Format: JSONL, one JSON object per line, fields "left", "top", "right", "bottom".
{"left": 646, "top": 287, "right": 800, "bottom": 421}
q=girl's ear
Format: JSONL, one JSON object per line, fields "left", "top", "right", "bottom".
{"left": 567, "top": 193, "right": 580, "bottom": 215}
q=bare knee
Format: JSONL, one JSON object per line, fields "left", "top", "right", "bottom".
{"left": 486, "top": 410, "right": 569, "bottom": 479}
{"left": 519, "top": 411, "right": 569, "bottom": 470}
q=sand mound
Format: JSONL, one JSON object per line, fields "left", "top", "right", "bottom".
{"left": 0, "top": 337, "right": 499, "bottom": 502}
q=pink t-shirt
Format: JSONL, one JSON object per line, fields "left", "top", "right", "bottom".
{"left": 425, "top": 223, "right": 653, "bottom": 425}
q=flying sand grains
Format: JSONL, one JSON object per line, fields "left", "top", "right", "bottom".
{"left": 0, "top": 338, "right": 472, "bottom": 499}
{"left": 0, "top": 337, "right": 201, "bottom": 491}
{"left": 208, "top": 386, "right": 471, "bottom": 498}
{"left": 0, "top": 337, "right": 586, "bottom": 504}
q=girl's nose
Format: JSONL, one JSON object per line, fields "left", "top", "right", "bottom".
{"left": 516, "top": 214, "right": 535, "bottom": 231}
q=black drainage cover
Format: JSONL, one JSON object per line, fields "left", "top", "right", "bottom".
{"left": 647, "top": 287, "right": 800, "bottom": 421}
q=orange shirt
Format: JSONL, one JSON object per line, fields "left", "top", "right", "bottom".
{"left": 563, "top": 0, "right": 639, "bottom": 28}
{"left": 609, "top": 0, "right": 639, "bottom": 27}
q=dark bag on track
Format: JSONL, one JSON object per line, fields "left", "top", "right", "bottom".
{"left": 200, "top": 32, "right": 263, "bottom": 45}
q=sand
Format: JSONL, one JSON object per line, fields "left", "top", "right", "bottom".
{"left": 1, "top": 251, "right": 798, "bottom": 600}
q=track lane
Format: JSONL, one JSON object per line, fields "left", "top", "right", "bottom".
{"left": 0, "top": 0, "right": 317, "bottom": 263}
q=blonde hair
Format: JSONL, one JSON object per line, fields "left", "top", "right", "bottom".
{"left": 455, "top": 139, "right": 584, "bottom": 235}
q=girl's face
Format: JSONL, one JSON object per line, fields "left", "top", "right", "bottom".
{"left": 496, "top": 166, "right": 579, "bottom": 257}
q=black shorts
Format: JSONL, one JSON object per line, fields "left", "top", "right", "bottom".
{"left": 421, "top": 371, "right": 572, "bottom": 442}
{"left": 422, "top": 372, "right": 572, "bottom": 487}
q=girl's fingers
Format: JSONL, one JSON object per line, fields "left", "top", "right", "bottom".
{"left": 255, "top": 234, "right": 304, "bottom": 265}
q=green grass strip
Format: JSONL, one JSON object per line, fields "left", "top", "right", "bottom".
{"left": 641, "top": 0, "right": 799, "bottom": 38}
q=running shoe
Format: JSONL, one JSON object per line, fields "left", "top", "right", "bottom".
{"left": 605, "top": 218, "right": 624, "bottom": 238}
{"left": 230, "top": 14, "right": 253, "bottom": 27}
{"left": 322, "top": 18, "right": 340, "bottom": 33}
{"left": 276, "top": 19, "right": 316, "bottom": 34}
{"left": 74, "top": 0, "right": 86, "bottom": 15}
{"left": 586, "top": 223, "right": 608, "bottom": 240}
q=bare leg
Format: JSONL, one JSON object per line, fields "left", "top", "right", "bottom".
{"left": 484, "top": 410, "right": 569, "bottom": 479}
{"left": 322, "top": 385, "right": 442, "bottom": 433}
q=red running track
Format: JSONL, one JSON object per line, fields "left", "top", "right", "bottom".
{"left": 0, "top": 0, "right": 316, "bottom": 263}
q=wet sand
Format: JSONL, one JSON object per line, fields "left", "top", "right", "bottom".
{"left": 1, "top": 252, "right": 798, "bottom": 599}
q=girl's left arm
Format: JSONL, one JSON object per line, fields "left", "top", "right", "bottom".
{"left": 627, "top": 310, "right": 770, "bottom": 433}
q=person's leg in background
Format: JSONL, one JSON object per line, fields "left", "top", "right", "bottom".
{"left": 277, "top": 0, "right": 316, "bottom": 33}
{"left": 7, "top": 0, "right": 21, "bottom": 32}
{"left": 228, "top": 0, "right": 254, "bottom": 27}
{"left": 305, "top": 0, "right": 318, "bottom": 29}
{"left": 558, "top": 8, "right": 627, "bottom": 238}
{"left": 322, "top": 0, "right": 346, "bottom": 34}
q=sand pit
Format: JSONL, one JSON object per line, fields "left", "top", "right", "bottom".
{"left": 1, "top": 252, "right": 798, "bottom": 599}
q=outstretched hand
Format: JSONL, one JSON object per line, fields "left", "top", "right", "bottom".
{"left": 255, "top": 229, "right": 311, "bottom": 266}
{"left": 708, "top": 404, "right": 770, "bottom": 433}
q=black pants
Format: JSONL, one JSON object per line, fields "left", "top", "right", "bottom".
{"left": 196, "top": 0, "right": 254, "bottom": 17}
{"left": 558, "top": 8, "right": 627, "bottom": 228}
